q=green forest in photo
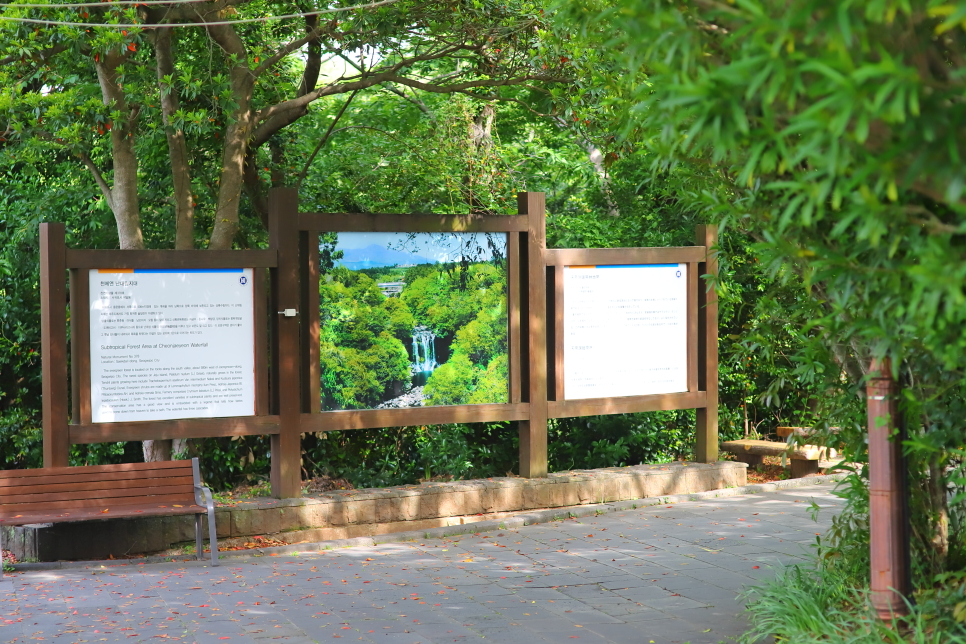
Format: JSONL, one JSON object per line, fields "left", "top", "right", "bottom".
{"left": 319, "top": 233, "right": 509, "bottom": 410}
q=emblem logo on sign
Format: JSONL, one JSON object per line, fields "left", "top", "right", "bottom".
{"left": 239, "top": 276, "right": 248, "bottom": 285}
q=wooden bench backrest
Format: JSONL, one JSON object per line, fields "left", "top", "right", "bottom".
{"left": 0, "top": 460, "right": 199, "bottom": 518}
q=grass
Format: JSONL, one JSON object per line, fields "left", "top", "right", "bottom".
{"left": 741, "top": 564, "right": 966, "bottom": 643}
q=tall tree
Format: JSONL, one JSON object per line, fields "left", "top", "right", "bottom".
{"left": 2, "top": 0, "right": 570, "bottom": 249}
{"left": 2, "top": 0, "right": 570, "bottom": 460}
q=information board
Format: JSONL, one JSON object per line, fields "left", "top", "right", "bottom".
{"left": 89, "top": 268, "right": 256, "bottom": 423}
{"left": 563, "top": 263, "right": 688, "bottom": 399}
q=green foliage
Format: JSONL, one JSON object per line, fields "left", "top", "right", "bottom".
{"left": 301, "top": 422, "right": 519, "bottom": 489}
{"left": 742, "top": 563, "right": 966, "bottom": 644}
{"left": 550, "top": 411, "right": 695, "bottom": 471}
{"left": 319, "top": 269, "right": 412, "bottom": 409}
{"left": 0, "top": 8, "right": 851, "bottom": 538}
{"left": 0, "top": 408, "right": 42, "bottom": 470}
{"left": 193, "top": 436, "right": 272, "bottom": 492}
{"left": 424, "top": 354, "right": 477, "bottom": 407}
{"left": 0, "top": 159, "right": 132, "bottom": 469}
{"left": 547, "top": 158, "right": 851, "bottom": 444}
{"left": 556, "top": 1, "right": 966, "bottom": 605}
{"left": 401, "top": 261, "right": 507, "bottom": 338}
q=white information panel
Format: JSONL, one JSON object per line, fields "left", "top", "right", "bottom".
{"left": 564, "top": 263, "right": 688, "bottom": 400}
{"left": 89, "top": 268, "right": 256, "bottom": 423}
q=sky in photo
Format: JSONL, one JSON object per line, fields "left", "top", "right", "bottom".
{"left": 334, "top": 232, "right": 507, "bottom": 264}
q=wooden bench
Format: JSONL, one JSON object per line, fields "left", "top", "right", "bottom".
{"left": 0, "top": 458, "right": 218, "bottom": 577}
{"left": 721, "top": 439, "right": 836, "bottom": 478}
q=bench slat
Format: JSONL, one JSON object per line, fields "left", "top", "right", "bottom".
{"left": 1, "top": 486, "right": 196, "bottom": 511}
{"left": 0, "top": 475, "right": 195, "bottom": 496}
{"left": 0, "top": 469, "right": 193, "bottom": 488}
{"left": 2, "top": 483, "right": 196, "bottom": 505}
{"left": 0, "top": 504, "right": 206, "bottom": 525}
{"left": 0, "top": 461, "right": 191, "bottom": 479}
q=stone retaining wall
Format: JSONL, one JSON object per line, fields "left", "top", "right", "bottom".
{"left": 4, "top": 461, "right": 746, "bottom": 562}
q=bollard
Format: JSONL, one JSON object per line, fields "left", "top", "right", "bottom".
{"left": 867, "top": 358, "right": 910, "bottom": 619}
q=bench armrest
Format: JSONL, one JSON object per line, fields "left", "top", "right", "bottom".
{"left": 190, "top": 457, "right": 218, "bottom": 566}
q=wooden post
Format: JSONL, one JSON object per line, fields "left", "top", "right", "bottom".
{"left": 695, "top": 225, "right": 718, "bottom": 463}
{"left": 269, "top": 188, "right": 302, "bottom": 498}
{"left": 868, "top": 358, "right": 910, "bottom": 618}
{"left": 253, "top": 267, "right": 270, "bottom": 416}
{"left": 508, "top": 233, "right": 522, "bottom": 405}
{"left": 40, "top": 223, "right": 70, "bottom": 467}
{"left": 69, "top": 269, "right": 93, "bottom": 425}
{"left": 518, "top": 192, "right": 547, "bottom": 478}
{"left": 303, "top": 234, "right": 321, "bottom": 414}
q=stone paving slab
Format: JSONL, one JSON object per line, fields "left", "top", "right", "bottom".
{"left": 0, "top": 483, "right": 843, "bottom": 644}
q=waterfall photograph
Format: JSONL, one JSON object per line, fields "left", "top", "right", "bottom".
{"left": 317, "top": 232, "right": 509, "bottom": 411}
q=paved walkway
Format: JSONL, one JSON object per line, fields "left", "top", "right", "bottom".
{"left": 1, "top": 483, "right": 843, "bottom": 644}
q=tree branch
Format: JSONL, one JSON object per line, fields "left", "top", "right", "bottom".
{"left": 0, "top": 43, "right": 69, "bottom": 68}
{"left": 298, "top": 14, "right": 322, "bottom": 97}
{"left": 252, "top": 64, "right": 567, "bottom": 149}
{"left": 296, "top": 89, "right": 358, "bottom": 190}
{"left": 339, "top": 54, "right": 434, "bottom": 117}
{"left": 77, "top": 150, "right": 115, "bottom": 213}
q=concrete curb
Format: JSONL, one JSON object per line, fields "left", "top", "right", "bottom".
{"left": 6, "top": 474, "right": 845, "bottom": 574}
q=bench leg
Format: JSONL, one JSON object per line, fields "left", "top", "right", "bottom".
{"left": 195, "top": 514, "right": 204, "bottom": 562}
{"left": 0, "top": 525, "right": 5, "bottom": 581}
{"left": 202, "top": 487, "right": 219, "bottom": 566}
{"left": 791, "top": 459, "right": 820, "bottom": 478}
{"left": 735, "top": 453, "right": 764, "bottom": 468}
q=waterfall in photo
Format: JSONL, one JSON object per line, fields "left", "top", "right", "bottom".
{"left": 411, "top": 326, "right": 438, "bottom": 386}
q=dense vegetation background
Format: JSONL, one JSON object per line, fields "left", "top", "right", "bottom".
{"left": 0, "top": 87, "right": 824, "bottom": 485}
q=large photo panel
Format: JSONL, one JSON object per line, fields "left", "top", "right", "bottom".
{"left": 318, "top": 232, "right": 509, "bottom": 410}
{"left": 563, "top": 263, "right": 688, "bottom": 399}
{"left": 89, "top": 268, "right": 256, "bottom": 423}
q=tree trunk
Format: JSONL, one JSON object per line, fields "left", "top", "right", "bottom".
{"left": 929, "top": 456, "right": 949, "bottom": 562}
{"left": 153, "top": 30, "right": 198, "bottom": 462}
{"left": 94, "top": 51, "right": 143, "bottom": 250}
{"left": 581, "top": 139, "right": 620, "bottom": 217}
{"left": 467, "top": 104, "right": 495, "bottom": 213}
{"left": 155, "top": 29, "right": 196, "bottom": 252}
{"left": 207, "top": 25, "right": 255, "bottom": 250}
{"left": 98, "top": 49, "right": 178, "bottom": 463}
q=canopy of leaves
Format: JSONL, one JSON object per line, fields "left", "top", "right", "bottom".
{"left": 557, "top": 0, "right": 966, "bottom": 596}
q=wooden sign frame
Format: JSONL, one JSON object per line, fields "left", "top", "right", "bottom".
{"left": 39, "top": 190, "right": 717, "bottom": 499}
{"left": 544, "top": 228, "right": 719, "bottom": 464}
{"left": 39, "top": 227, "right": 280, "bottom": 470}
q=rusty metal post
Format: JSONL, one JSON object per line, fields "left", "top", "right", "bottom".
{"left": 867, "top": 358, "right": 909, "bottom": 618}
